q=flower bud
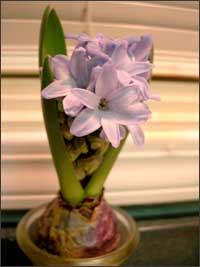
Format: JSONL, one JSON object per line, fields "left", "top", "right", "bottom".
{"left": 77, "top": 154, "right": 103, "bottom": 175}
{"left": 65, "top": 137, "right": 88, "bottom": 161}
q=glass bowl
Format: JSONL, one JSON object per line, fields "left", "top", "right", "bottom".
{"left": 16, "top": 203, "right": 139, "bottom": 266}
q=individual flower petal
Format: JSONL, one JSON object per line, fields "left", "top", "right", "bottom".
{"left": 116, "top": 70, "right": 132, "bottom": 86}
{"left": 108, "top": 85, "right": 139, "bottom": 108}
{"left": 127, "top": 61, "right": 153, "bottom": 76}
{"left": 101, "top": 118, "right": 121, "bottom": 148}
{"left": 125, "top": 103, "right": 151, "bottom": 123}
{"left": 99, "top": 102, "right": 150, "bottom": 125}
{"left": 69, "top": 47, "right": 89, "bottom": 88}
{"left": 111, "top": 42, "right": 132, "bottom": 70}
{"left": 99, "top": 109, "right": 133, "bottom": 124}
{"left": 63, "top": 94, "right": 83, "bottom": 117}
{"left": 86, "top": 42, "right": 109, "bottom": 61}
{"left": 133, "top": 76, "right": 160, "bottom": 101}
{"left": 65, "top": 33, "right": 90, "bottom": 42}
{"left": 108, "top": 102, "right": 151, "bottom": 125}
{"left": 71, "top": 88, "right": 100, "bottom": 109}
{"left": 148, "top": 93, "right": 160, "bottom": 101}
{"left": 100, "top": 125, "right": 126, "bottom": 144}
{"left": 100, "top": 129, "right": 108, "bottom": 141}
{"left": 87, "top": 55, "right": 108, "bottom": 75}
{"left": 103, "top": 39, "right": 117, "bottom": 57}
{"left": 41, "top": 80, "right": 71, "bottom": 99}
{"left": 139, "top": 71, "right": 151, "bottom": 80}
{"left": 95, "top": 33, "right": 104, "bottom": 40}
{"left": 130, "top": 76, "right": 149, "bottom": 100}
{"left": 87, "top": 66, "right": 102, "bottom": 92}
{"left": 70, "top": 108, "right": 101, "bottom": 137}
{"left": 124, "top": 35, "right": 140, "bottom": 45}
{"left": 119, "top": 125, "right": 126, "bottom": 140}
{"left": 128, "top": 124, "right": 145, "bottom": 146}
{"left": 50, "top": 55, "right": 70, "bottom": 80}
{"left": 95, "top": 63, "right": 118, "bottom": 97}
{"left": 129, "top": 35, "right": 153, "bottom": 61}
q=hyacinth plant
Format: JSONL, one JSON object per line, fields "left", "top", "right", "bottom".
{"left": 36, "top": 6, "right": 159, "bottom": 258}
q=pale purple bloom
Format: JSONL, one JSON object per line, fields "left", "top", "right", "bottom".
{"left": 63, "top": 66, "right": 101, "bottom": 116}
{"left": 125, "top": 35, "right": 153, "bottom": 61}
{"left": 117, "top": 72, "right": 160, "bottom": 101}
{"left": 66, "top": 32, "right": 153, "bottom": 66}
{"left": 100, "top": 124, "right": 145, "bottom": 146}
{"left": 69, "top": 63, "right": 151, "bottom": 148}
{"left": 66, "top": 33, "right": 156, "bottom": 102}
{"left": 108, "top": 41, "right": 159, "bottom": 101}
{"left": 42, "top": 48, "right": 100, "bottom": 116}
{"left": 128, "top": 125, "right": 145, "bottom": 146}
{"left": 42, "top": 54, "right": 81, "bottom": 116}
{"left": 111, "top": 41, "right": 153, "bottom": 83}
{"left": 41, "top": 55, "right": 75, "bottom": 99}
{"left": 41, "top": 33, "right": 159, "bottom": 148}
{"left": 100, "top": 125, "right": 126, "bottom": 144}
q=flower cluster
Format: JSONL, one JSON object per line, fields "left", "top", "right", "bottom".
{"left": 42, "top": 33, "right": 159, "bottom": 148}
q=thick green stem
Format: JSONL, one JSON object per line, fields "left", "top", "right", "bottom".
{"left": 85, "top": 131, "right": 128, "bottom": 198}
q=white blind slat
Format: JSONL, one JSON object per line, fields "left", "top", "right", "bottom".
{"left": 143, "top": 1, "right": 199, "bottom": 10}
{"left": 92, "top": 1, "right": 198, "bottom": 30}
{"left": 2, "top": 1, "right": 87, "bottom": 20}
{"left": 1, "top": 1, "right": 198, "bottom": 77}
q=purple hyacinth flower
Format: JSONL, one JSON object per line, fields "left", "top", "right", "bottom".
{"left": 67, "top": 33, "right": 156, "bottom": 101}
{"left": 69, "top": 63, "right": 151, "bottom": 148}
{"left": 70, "top": 47, "right": 90, "bottom": 88}
{"left": 110, "top": 42, "right": 160, "bottom": 101}
{"left": 111, "top": 41, "right": 153, "bottom": 78}
{"left": 100, "top": 123, "right": 145, "bottom": 146}
{"left": 41, "top": 55, "right": 76, "bottom": 100}
{"left": 41, "top": 47, "right": 100, "bottom": 116}
{"left": 126, "top": 35, "right": 153, "bottom": 61}
{"left": 67, "top": 32, "right": 153, "bottom": 65}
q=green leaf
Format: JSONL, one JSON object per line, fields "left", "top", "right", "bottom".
{"left": 39, "top": 7, "right": 67, "bottom": 67}
{"left": 41, "top": 57, "right": 84, "bottom": 205}
{"left": 39, "top": 7, "right": 84, "bottom": 205}
{"left": 39, "top": 6, "right": 51, "bottom": 68}
{"left": 85, "top": 130, "right": 128, "bottom": 198}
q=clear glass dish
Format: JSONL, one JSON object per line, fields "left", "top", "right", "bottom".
{"left": 16, "top": 203, "right": 139, "bottom": 266}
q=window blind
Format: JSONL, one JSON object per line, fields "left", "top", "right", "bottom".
{"left": 2, "top": 1, "right": 198, "bottom": 78}
{"left": 1, "top": 1, "right": 199, "bottom": 209}
{"left": 2, "top": 76, "right": 198, "bottom": 209}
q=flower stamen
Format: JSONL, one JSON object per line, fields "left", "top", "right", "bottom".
{"left": 98, "top": 98, "right": 109, "bottom": 110}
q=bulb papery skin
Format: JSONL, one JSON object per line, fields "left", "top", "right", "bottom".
{"left": 34, "top": 192, "right": 120, "bottom": 258}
